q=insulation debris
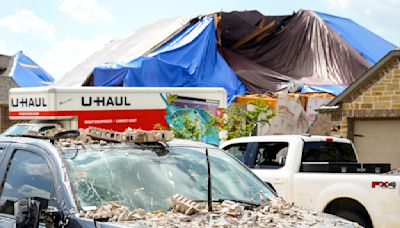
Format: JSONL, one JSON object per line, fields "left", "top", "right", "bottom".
{"left": 81, "top": 196, "right": 361, "bottom": 227}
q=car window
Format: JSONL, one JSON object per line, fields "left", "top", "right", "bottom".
{"left": 302, "top": 142, "right": 357, "bottom": 162}
{"left": 0, "top": 148, "right": 3, "bottom": 161}
{"left": 222, "top": 143, "right": 248, "bottom": 162}
{"left": 39, "top": 126, "right": 56, "bottom": 132}
{"left": 1, "top": 125, "right": 32, "bottom": 135}
{"left": 0, "top": 150, "right": 55, "bottom": 215}
{"left": 253, "top": 142, "right": 289, "bottom": 169}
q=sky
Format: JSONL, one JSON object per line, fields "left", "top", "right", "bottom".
{"left": 0, "top": 0, "right": 399, "bottom": 80}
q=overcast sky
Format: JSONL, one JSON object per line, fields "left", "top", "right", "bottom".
{"left": 0, "top": 0, "right": 399, "bottom": 79}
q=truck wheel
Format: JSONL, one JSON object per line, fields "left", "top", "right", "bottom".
{"left": 334, "top": 210, "right": 372, "bottom": 228}
{"left": 324, "top": 198, "right": 373, "bottom": 228}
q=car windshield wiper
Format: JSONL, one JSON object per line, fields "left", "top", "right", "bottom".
{"left": 194, "top": 199, "right": 260, "bottom": 208}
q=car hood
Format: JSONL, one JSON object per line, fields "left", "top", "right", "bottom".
{"left": 80, "top": 197, "right": 360, "bottom": 227}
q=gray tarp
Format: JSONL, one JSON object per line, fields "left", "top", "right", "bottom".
{"left": 219, "top": 10, "right": 372, "bottom": 93}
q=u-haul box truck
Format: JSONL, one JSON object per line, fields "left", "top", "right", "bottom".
{"left": 9, "top": 87, "right": 227, "bottom": 131}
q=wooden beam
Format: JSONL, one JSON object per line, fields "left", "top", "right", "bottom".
{"left": 231, "top": 21, "right": 275, "bottom": 49}
{"left": 213, "top": 13, "right": 222, "bottom": 46}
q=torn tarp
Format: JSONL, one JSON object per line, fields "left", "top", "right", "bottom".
{"left": 92, "top": 16, "right": 248, "bottom": 104}
{"left": 300, "top": 85, "right": 346, "bottom": 96}
{"left": 218, "top": 10, "right": 395, "bottom": 94}
{"left": 11, "top": 51, "right": 54, "bottom": 87}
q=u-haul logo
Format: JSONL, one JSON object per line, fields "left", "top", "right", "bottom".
{"left": 371, "top": 181, "right": 396, "bottom": 189}
{"left": 81, "top": 96, "right": 131, "bottom": 107}
{"left": 11, "top": 98, "right": 47, "bottom": 107}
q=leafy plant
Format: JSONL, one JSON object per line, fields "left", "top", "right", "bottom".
{"left": 218, "top": 99, "right": 275, "bottom": 140}
{"left": 155, "top": 98, "right": 275, "bottom": 142}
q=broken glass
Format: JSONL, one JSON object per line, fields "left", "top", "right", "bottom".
{"left": 62, "top": 146, "right": 273, "bottom": 212}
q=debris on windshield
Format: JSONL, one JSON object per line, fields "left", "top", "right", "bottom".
{"left": 219, "top": 200, "right": 243, "bottom": 216}
{"left": 170, "top": 194, "right": 202, "bottom": 215}
{"left": 81, "top": 196, "right": 360, "bottom": 227}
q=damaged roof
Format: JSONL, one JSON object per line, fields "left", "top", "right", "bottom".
{"left": 55, "top": 9, "right": 396, "bottom": 96}
{"left": 319, "top": 49, "right": 400, "bottom": 110}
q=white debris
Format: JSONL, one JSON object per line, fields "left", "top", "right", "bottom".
{"left": 81, "top": 196, "right": 361, "bottom": 227}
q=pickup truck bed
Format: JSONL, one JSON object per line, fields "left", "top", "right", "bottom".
{"left": 220, "top": 135, "right": 400, "bottom": 228}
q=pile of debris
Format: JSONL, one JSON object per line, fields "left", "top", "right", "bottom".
{"left": 81, "top": 194, "right": 360, "bottom": 227}
{"left": 26, "top": 127, "right": 174, "bottom": 146}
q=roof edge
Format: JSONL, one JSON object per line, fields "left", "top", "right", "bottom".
{"left": 324, "top": 49, "right": 400, "bottom": 108}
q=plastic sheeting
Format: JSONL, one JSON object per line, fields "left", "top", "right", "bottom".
{"left": 92, "top": 16, "right": 248, "bottom": 103}
{"left": 317, "top": 12, "right": 396, "bottom": 64}
{"left": 221, "top": 10, "right": 371, "bottom": 94}
{"left": 55, "top": 17, "right": 190, "bottom": 87}
{"left": 162, "top": 94, "right": 220, "bottom": 145}
{"left": 300, "top": 85, "right": 346, "bottom": 96}
{"left": 12, "top": 51, "right": 54, "bottom": 87}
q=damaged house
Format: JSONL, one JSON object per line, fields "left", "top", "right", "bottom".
{"left": 0, "top": 51, "right": 54, "bottom": 131}
{"left": 319, "top": 49, "right": 400, "bottom": 168}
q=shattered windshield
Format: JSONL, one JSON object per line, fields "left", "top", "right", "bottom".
{"left": 63, "top": 145, "right": 273, "bottom": 212}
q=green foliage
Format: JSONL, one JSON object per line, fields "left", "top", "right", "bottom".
{"left": 218, "top": 99, "right": 275, "bottom": 140}
{"left": 169, "top": 111, "right": 217, "bottom": 141}
{"left": 156, "top": 98, "right": 275, "bottom": 142}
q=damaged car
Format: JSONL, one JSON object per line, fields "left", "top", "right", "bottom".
{"left": 0, "top": 128, "right": 360, "bottom": 227}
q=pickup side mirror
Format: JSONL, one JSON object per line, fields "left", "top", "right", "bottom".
{"left": 14, "top": 198, "right": 41, "bottom": 228}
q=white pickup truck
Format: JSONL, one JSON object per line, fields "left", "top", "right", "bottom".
{"left": 220, "top": 135, "right": 400, "bottom": 228}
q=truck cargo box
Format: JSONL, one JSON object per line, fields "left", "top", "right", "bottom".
{"left": 9, "top": 87, "right": 227, "bottom": 131}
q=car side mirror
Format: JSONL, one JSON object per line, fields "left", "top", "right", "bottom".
{"left": 278, "top": 156, "right": 286, "bottom": 166}
{"left": 15, "top": 197, "right": 65, "bottom": 228}
{"left": 14, "top": 197, "right": 41, "bottom": 228}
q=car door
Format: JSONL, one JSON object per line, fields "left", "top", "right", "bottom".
{"left": 222, "top": 141, "right": 289, "bottom": 196}
{"left": 0, "top": 147, "right": 56, "bottom": 228}
{"left": 246, "top": 141, "right": 289, "bottom": 197}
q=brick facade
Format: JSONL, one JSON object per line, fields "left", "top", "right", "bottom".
{"left": 334, "top": 57, "right": 400, "bottom": 138}
{"left": 0, "top": 105, "right": 19, "bottom": 132}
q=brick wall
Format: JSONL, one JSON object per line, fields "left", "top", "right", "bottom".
{"left": 336, "top": 59, "right": 400, "bottom": 138}
{"left": 0, "top": 105, "right": 19, "bottom": 132}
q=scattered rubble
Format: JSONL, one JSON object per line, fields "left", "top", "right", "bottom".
{"left": 25, "top": 127, "right": 175, "bottom": 147}
{"left": 81, "top": 195, "right": 361, "bottom": 227}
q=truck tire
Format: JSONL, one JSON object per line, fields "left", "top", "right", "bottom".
{"left": 324, "top": 198, "right": 373, "bottom": 228}
{"left": 334, "top": 210, "right": 371, "bottom": 228}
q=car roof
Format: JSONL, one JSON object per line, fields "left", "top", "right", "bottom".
{"left": 0, "top": 136, "right": 217, "bottom": 152}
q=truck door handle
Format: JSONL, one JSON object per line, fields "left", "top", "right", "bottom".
{"left": 272, "top": 178, "right": 284, "bottom": 184}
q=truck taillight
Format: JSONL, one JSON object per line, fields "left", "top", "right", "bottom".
{"left": 325, "top": 138, "right": 333, "bottom": 142}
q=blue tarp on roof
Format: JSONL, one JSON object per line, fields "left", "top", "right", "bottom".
{"left": 317, "top": 12, "right": 396, "bottom": 64}
{"left": 93, "top": 16, "right": 248, "bottom": 103}
{"left": 12, "top": 51, "right": 55, "bottom": 87}
{"left": 301, "top": 84, "right": 346, "bottom": 96}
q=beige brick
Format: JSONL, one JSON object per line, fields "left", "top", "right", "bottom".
{"left": 371, "top": 86, "right": 385, "bottom": 92}
{"left": 372, "top": 91, "right": 383, "bottom": 96}
{"left": 361, "top": 96, "right": 375, "bottom": 103}
{"left": 360, "top": 103, "right": 373, "bottom": 109}
{"left": 378, "top": 96, "right": 391, "bottom": 101}
{"left": 342, "top": 103, "right": 352, "bottom": 110}
{"left": 390, "top": 95, "right": 400, "bottom": 102}
{"left": 375, "top": 102, "right": 390, "bottom": 109}
{"left": 391, "top": 103, "right": 400, "bottom": 109}
{"left": 387, "top": 83, "right": 400, "bottom": 90}
{"left": 362, "top": 90, "right": 372, "bottom": 96}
